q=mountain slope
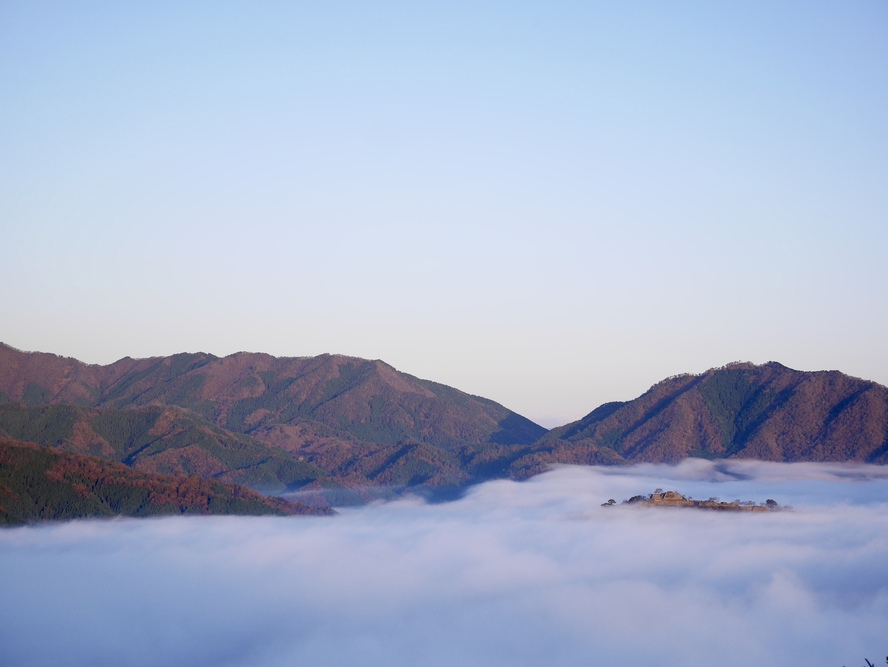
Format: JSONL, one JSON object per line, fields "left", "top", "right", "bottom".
{"left": 0, "top": 438, "right": 329, "bottom": 525}
{"left": 0, "top": 343, "right": 547, "bottom": 493}
{"left": 509, "top": 362, "right": 888, "bottom": 476}
{"left": 0, "top": 402, "right": 329, "bottom": 493}
{"left": 0, "top": 344, "right": 546, "bottom": 454}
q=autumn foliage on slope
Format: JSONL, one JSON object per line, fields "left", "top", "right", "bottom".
{"left": 0, "top": 438, "right": 330, "bottom": 525}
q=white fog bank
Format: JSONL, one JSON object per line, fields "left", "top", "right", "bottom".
{"left": 2, "top": 461, "right": 887, "bottom": 666}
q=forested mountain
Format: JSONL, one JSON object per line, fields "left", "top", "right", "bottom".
{"left": 0, "top": 402, "right": 328, "bottom": 492}
{"left": 3, "top": 345, "right": 887, "bottom": 502}
{"left": 0, "top": 438, "right": 329, "bottom": 525}
{"left": 0, "top": 343, "right": 544, "bottom": 449}
{"left": 508, "top": 362, "right": 888, "bottom": 478}
{"left": 0, "top": 343, "right": 546, "bottom": 495}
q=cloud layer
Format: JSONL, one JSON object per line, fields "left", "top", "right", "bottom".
{"left": 2, "top": 461, "right": 887, "bottom": 667}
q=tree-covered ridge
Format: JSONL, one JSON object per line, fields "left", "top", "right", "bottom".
{"left": 3, "top": 344, "right": 888, "bottom": 498}
{"left": 0, "top": 403, "right": 329, "bottom": 494}
{"left": 0, "top": 438, "right": 331, "bottom": 526}
{"left": 0, "top": 344, "right": 546, "bottom": 453}
{"left": 517, "top": 362, "right": 888, "bottom": 473}
{"left": 0, "top": 403, "right": 508, "bottom": 496}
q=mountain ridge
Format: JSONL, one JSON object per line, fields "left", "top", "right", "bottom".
{"left": 509, "top": 360, "right": 888, "bottom": 476}
{"left": 0, "top": 343, "right": 544, "bottom": 449}
{"left": 3, "top": 344, "right": 887, "bottom": 500}
{"left": 0, "top": 343, "right": 547, "bottom": 495}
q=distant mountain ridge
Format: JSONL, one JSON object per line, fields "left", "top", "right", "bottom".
{"left": 2, "top": 344, "right": 887, "bottom": 501}
{"left": 0, "top": 344, "right": 544, "bottom": 447}
{"left": 508, "top": 361, "right": 888, "bottom": 478}
{"left": 0, "top": 343, "right": 546, "bottom": 495}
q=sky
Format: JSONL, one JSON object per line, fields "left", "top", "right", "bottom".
{"left": 2, "top": 1, "right": 887, "bottom": 426}
{"left": 2, "top": 461, "right": 887, "bottom": 667}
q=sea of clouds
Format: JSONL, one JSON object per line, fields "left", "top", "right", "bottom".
{"left": 2, "top": 460, "right": 887, "bottom": 667}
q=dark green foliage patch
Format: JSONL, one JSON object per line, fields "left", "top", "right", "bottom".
{"left": 0, "top": 404, "right": 81, "bottom": 446}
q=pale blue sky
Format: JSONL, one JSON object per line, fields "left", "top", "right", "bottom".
{"left": 2, "top": 1, "right": 887, "bottom": 425}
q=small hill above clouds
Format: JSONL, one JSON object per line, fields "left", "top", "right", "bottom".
{"left": 508, "top": 361, "right": 888, "bottom": 478}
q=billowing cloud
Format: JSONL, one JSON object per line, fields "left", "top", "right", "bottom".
{"left": 1, "top": 461, "right": 887, "bottom": 666}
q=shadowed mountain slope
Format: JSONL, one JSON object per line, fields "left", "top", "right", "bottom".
{"left": 0, "top": 438, "right": 330, "bottom": 525}
{"left": 508, "top": 362, "right": 888, "bottom": 478}
{"left": 0, "top": 402, "right": 479, "bottom": 495}
{"left": 0, "top": 402, "right": 328, "bottom": 493}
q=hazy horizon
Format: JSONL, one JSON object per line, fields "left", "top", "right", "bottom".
{"left": 3, "top": 2, "right": 886, "bottom": 425}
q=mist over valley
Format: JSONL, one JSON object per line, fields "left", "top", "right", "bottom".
{"left": 1, "top": 461, "right": 885, "bottom": 666}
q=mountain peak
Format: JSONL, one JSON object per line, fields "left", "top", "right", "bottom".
{"left": 536, "top": 362, "right": 888, "bottom": 467}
